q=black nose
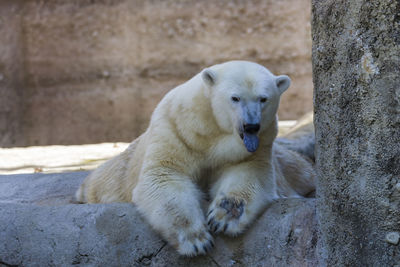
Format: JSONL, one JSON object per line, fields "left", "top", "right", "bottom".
{"left": 244, "top": 123, "right": 260, "bottom": 134}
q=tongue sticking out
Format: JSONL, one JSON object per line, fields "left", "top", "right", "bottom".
{"left": 243, "top": 133, "right": 259, "bottom": 153}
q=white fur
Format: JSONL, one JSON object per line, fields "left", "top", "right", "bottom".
{"left": 76, "top": 61, "right": 314, "bottom": 256}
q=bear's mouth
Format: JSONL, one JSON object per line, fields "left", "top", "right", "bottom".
{"left": 239, "top": 131, "right": 259, "bottom": 153}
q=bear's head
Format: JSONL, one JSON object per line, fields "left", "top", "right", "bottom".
{"left": 201, "top": 61, "right": 290, "bottom": 153}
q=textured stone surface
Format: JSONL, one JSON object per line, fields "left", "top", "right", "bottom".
{"left": 0, "top": 0, "right": 312, "bottom": 147}
{"left": 0, "top": 172, "right": 317, "bottom": 266}
{"left": 0, "top": 172, "right": 87, "bottom": 206}
{"left": 312, "top": 0, "right": 400, "bottom": 265}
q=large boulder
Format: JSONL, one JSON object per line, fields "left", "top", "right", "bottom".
{"left": 312, "top": 0, "right": 400, "bottom": 265}
{"left": 0, "top": 172, "right": 317, "bottom": 266}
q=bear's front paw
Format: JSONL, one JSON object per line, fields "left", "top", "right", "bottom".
{"left": 207, "top": 197, "right": 249, "bottom": 236}
{"left": 175, "top": 225, "right": 214, "bottom": 256}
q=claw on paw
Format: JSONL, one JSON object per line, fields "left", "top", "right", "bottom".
{"left": 176, "top": 227, "right": 214, "bottom": 256}
{"left": 207, "top": 197, "right": 248, "bottom": 236}
{"left": 219, "top": 198, "right": 244, "bottom": 219}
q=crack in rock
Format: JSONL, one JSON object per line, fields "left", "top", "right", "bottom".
{"left": 135, "top": 242, "right": 167, "bottom": 266}
{"left": 0, "top": 260, "right": 19, "bottom": 267}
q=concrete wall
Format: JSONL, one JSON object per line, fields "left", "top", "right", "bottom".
{"left": 0, "top": 1, "right": 25, "bottom": 146}
{"left": 0, "top": 0, "right": 312, "bottom": 147}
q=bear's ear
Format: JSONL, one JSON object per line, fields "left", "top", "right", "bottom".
{"left": 202, "top": 68, "right": 217, "bottom": 87}
{"left": 275, "top": 75, "right": 291, "bottom": 94}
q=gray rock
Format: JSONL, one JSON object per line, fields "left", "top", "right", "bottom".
{"left": 385, "top": 232, "right": 400, "bottom": 246}
{"left": 0, "top": 172, "right": 87, "bottom": 205}
{"left": 0, "top": 172, "right": 317, "bottom": 266}
{"left": 312, "top": 0, "right": 400, "bottom": 265}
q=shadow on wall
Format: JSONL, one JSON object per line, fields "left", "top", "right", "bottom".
{"left": 0, "top": 0, "right": 313, "bottom": 147}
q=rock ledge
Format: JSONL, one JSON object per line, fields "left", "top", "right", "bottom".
{"left": 0, "top": 172, "right": 317, "bottom": 266}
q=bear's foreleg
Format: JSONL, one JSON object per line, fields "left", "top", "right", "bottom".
{"left": 207, "top": 163, "right": 275, "bottom": 236}
{"left": 132, "top": 171, "right": 214, "bottom": 256}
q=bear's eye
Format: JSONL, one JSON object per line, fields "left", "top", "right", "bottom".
{"left": 260, "top": 97, "right": 268, "bottom": 103}
{"left": 231, "top": 96, "right": 240, "bottom": 102}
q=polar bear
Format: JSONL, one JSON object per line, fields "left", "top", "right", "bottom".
{"left": 76, "top": 61, "right": 315, "bottom": 256}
